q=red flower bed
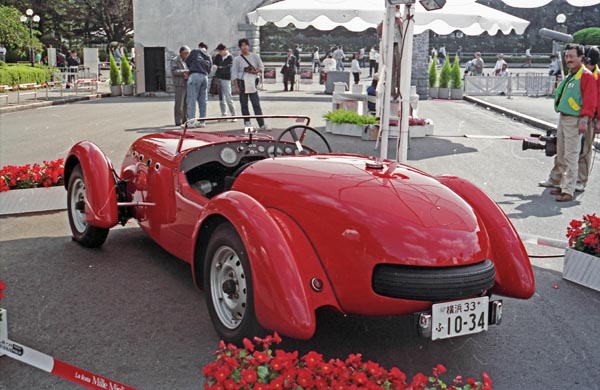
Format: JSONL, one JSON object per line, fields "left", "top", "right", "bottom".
{"left": 203, "top": 334, "right": 492, "bottom": 390}
{"left": 0, "top": 158, "right": 64, "bottom": 192}
{"left": 408, "top": 117, "right": 433, "bottom": 126}
{"left": 567, "top": 214, "right": 600, "bottom": 257}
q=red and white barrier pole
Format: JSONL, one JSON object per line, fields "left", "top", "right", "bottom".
{"left": 519, "top": 233, "right": 568, "bottom": 250}
{"left": 0, "top": 308, "right": 136, "bottom": 390}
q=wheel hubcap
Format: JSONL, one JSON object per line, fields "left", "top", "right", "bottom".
{"left": 70, "top": 178, "right": 87, "bottom": 233}
{"left": 210, "top": 246, "right": 247, "bottom": 329}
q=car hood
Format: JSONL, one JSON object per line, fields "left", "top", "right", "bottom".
{"left": 233, "top": 155, "right": 490, "bottom": 307}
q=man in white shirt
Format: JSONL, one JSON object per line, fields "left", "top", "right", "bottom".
{"left": 232, "top": 38, "right": 266, "bottom": 128}
{"left": 351, "top": 53, "right": 361, "bottom": 84}
{"left": 369, "top": 47, "right": 379, "bottom": 77}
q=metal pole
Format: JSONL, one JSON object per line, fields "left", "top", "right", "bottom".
{"left": 396, "top": 4, "right": 414, "bottom": 164}
{"left": 379, "top": 3, "right": 396, "bottom": 160}
{"left": 29, "top": 18, "right": 34, "bottom": 67}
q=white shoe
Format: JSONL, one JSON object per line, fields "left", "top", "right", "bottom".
{"left": 575, "top": 183, "right": 585, "bottom": 192}
{"left": 198, "top": 121, "right": 206, "bottom": 128}
{"left": 538, "top": 179, "right": 559, "bottom": 188}
{"left": 231, "top": 118, "right": 238, "bottom": 122}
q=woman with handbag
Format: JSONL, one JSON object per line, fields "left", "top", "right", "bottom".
{"left": 281, "top": 49, "right": 298, "bottom": 92}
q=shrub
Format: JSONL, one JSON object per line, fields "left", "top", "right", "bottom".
{"left": 438, "top": 59, "right": 451, "bottom": 89}
{"left": 573, "top": 27, "right": 600, "bottom": 46}
{"left": 428, "top": 55, "right": 438, "bottom": 88}
{"left": 0, "top": 64, "right": 52, "bottom": 85}
{"left": 109, "top": 53, "right": 121, "bottom": 86}
{"left": 121, "top": 55, "right": 134, "bottom": 85}
{"left": 324, "top": 109, "right": 378, "bottom": 125}
{"left": 451, "top": 55, "right": 462, "bottom": 89}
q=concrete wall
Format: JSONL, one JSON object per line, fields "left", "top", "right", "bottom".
{"left": 133, "top": 0, "right": 264, "bottom": 92}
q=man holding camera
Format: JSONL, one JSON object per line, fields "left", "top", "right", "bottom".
{"left": 539, "top": 44, "right": 598, "bottom": 202}
{"left": 232, "top": 38, "right": 266, "bottom": 129}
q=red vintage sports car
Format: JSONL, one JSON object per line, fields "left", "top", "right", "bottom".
{"left": 65, "top": 115, "right": 535, "bottom": 343}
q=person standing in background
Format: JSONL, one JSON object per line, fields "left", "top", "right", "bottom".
{"left": 493, "top": 53, "right": 507, "bottom": 76}
{"left": 112, "top": 44, "right": 123, "bottom": 66}
{"left": 281, "top": 48, "right": 298, "bottom": 92}
{"left": 456, "top": 46, "right": 463, "bottom": 64}
{"left": 185, "top": 42, "right": 212, "bottom": 128}
{"left": 0, "top": 44, "right": 7, "bottom": 62}
{"left": 293, "top": 44, "right": 302, "bottom": 70}
{"left": 171, "top": 46, "right": 190, "bottom": 126}
{"left": 323, "top": 54, "right": 336, "bottom": 73}
{"left": 351, "top": 53, "right": 361, "bottom": 84}
{"left": 359, "top": 47, "right": 366, "bottom": 68}
{"left": 539, "top": 44, "right": 597, "bottom": 202}
{"left": 472, "top": 52, "right": 484, "bottom": 76}
{"left": 333, "top": 46, "right": 345, "bottom": 71}
{"left": 312, "top": 47, "right": 320, "bottom": 72}
{"left": 438, "top": 44, "right": 446, "bottom": 64}
{"left": 522, "top": 47, "right": 532, "bottom": 68}
{"left": 213, "top": 43, "right": 237, "bottom": 120}
{"left": 548, "top": 54, "right": 561, "bottom": 76}
{"left": 369, "top": 46, "right": 379, "bottom": 77}
{"left": 232, "top": 38, "right": 266, "bottom": 129}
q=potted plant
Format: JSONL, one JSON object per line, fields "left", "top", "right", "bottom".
{"left": 408, "top": 116, "right": 434, "bottom": 138}
{"left": 438, "top": 59, "right": 451, "bottom": 99}
{"left": 121, "top": 55, "right": 135, "bottom": 96}
{"left": 109, "top": 53, "right": 122, "bottom": 97}
{"left": 563, "top": 214, "right": 600, "bottom": 291}
{"left": 323, "top": 109, "right": 378, "bottom": 137}
{"left": 450, "top": 55, "right": 463, "bottom": 100}
{"left": 428, "top": 55, "right": 438, "bottom": 99}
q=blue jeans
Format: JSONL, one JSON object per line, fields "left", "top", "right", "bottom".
{"left": 219, "top": 79, "right": 236, "bottom": 116}
{"left": 187, "top": 73, "right": 208, "bottom": 120}
{"left": 238, "top": 80, "right": 264, "bottom": 127}
{"left": 336, "top": 58, "right": 344, "bottom": 71}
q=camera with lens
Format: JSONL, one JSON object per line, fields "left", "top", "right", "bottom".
{"left": 244, "top": 65, "right": 256, "bottom": 73}
{"left": 522, "top": 130, "right": 557, "bottom": 157}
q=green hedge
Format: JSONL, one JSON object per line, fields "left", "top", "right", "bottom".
{"left": 0, "top": 64, "right": 52, "bottom": 85}
{"left": 573, "top": 27, "right": 600, "bottom": 46}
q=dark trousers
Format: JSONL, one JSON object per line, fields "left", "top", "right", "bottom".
{"left": 369, "top": 60, "right": 378, "bottom": 76}
{"left": 352, "top": 72, "right": 360, "bottom": 84}
{"left": 283, "top": 71, "right": 295, "bottom": 91}
{"left": 239, "top": 80, "right": 264, "bottom": 127}
{"left": 174, "top": 85, "right": 187, "bottom": 125}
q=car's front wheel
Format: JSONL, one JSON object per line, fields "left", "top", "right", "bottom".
{"left": 67, "top": 164, "right": 109, "bottom": 248}
{"left": 204, "top": 223, "right": 262, "bottom": 344}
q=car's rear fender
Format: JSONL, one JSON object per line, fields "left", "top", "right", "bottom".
{"left": 65, "top": 141, "right": 118, "bottom": 229}
{"left": 193, "top": 191, "right": 338, "bottom": 339}
{"left": 437, "top": 175, "right": 535, "bottom": 299}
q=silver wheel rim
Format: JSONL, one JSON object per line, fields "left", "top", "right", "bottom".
{"left": 210, "top": 245, "right": 248, "bottom": 330}
{"left": 70, "top": 177, "right": 87, "bottom": 233}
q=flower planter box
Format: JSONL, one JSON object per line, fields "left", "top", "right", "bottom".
{"left": 122, "top": 84, "right": 135, "bottom": 96}
{"left": 438, "top": 87, "right": 450, "bottom": 99}
{"left": 110, "top": 85, "right": 122, "bottom": 97}
{"left": 409, "top": 124, "right": 434, "bottom": 138}
{"left": 0, "top": 186, "right": 65, "bottom": 216}
{"left": 327, "top": 121, "right": 364, "bottom": 137}
{"left": 451, "top": 88, "right": 463, "bottom": 100}
{"left": 429, "top": 87, "right": 439, "bottom": 99}
{"left": 563, "top": 248, "right": 600, "bottom": 291}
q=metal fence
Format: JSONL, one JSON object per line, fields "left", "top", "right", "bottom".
{"left": 464, "top": 73, "right": 556, "bottom": 97}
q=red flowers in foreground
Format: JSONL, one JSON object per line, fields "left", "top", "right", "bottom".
{"left": 0, "top": 158, "right": 64, "bottom": 192}
{"left": 204, "top": 333, "right": 492, "bottom": 390}
{"left": 0, "top": 280, "right": 5, "bottom": 301}
{"left": 567, "top": 214, "right": 600, "bottom": 257}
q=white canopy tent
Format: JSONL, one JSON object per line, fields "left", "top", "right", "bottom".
{"left": 501, "top": 0, "right": 600, "bottom": 7}
{"left": 248, "top": 0, "right": 531, "bottom": 162}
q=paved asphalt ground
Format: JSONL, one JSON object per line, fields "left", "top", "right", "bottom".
{"left": 1, "top": 79, "right": 599, "bottom": 389}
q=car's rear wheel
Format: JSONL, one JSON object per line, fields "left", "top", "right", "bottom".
{"left": 204, "top": 223, "right": 261, "bottom": 344}
{"left": 67, "top": 165, "right": 109, "bottom": 248}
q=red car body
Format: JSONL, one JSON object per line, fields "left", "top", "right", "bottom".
{"left": 65, "top": 116, "right": 535, "bottom": 341}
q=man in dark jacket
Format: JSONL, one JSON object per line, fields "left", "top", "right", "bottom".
{"left": 282, "top": 48, "right": 298, "bottom": 91}
{"left": 185, "top": 42, "right": 212, "bottom": 127}
{"left": 213, "top": 43, "right": 236, "bottom": 119}
{"left": 171, "top": 46, "right": 190, "bottom": 126}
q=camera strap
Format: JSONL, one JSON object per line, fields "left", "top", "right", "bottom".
{"left": 241, "top": 55, "right": 254, "bottom": 71}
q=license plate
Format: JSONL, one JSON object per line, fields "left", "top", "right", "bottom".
{"left": 431, "top": 297, "right": 489, "bottom": 340}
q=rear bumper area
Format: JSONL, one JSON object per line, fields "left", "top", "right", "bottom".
{"left": 372, "top": 259, "right": 496, "bottom": 301}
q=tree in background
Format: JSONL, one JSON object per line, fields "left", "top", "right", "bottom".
{"left": 450, "top": 55, "right": 462, "bottom": 89}
{"left": 428, "top": 54, "right": 438, "bottom": 88}
{"left": 0, "top": 5, "right": 43, "bottom": 60}
{"left": 573, "top": 27, "right": 600, "bottom": 46}
{"left": 438, "top": 59, "right": 451, "bottom": 89}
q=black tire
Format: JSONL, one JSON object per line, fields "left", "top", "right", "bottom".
{"left": 67, "top": 165, "right": 109, "bottom": 248}
{"left": 204, "top": 223, "right": 262, "bottom": 344}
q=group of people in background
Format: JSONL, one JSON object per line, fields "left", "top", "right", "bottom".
{"left": 171, "top": 39, "right": 265, "bottom": 129}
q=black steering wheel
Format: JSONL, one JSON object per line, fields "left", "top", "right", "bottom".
{"left": 274, "top": 125, "right": 332, "bottom": 157}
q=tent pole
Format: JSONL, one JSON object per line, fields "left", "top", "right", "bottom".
{"left": 379, "top": 3, "right": 396, "bottom": 160}
{"left": 397, "top": 4, "right": 414, "bottom": 163}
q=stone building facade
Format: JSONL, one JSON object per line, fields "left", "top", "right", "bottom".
{"left": 132, "top": 0, "right": 265, "bottom": 93}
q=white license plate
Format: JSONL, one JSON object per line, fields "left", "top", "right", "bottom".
{"left": 431, "top": 297, "right": 489, "bottom": 340}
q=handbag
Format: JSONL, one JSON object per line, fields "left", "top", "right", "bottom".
{"left": 209, "top": 77, "right": 221, "bottom": 95}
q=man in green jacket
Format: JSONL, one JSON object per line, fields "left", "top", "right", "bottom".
{"left": 539, "top": 44, "right": 598, "bottom": 202}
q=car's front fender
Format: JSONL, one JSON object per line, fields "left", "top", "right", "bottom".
{"left": 195, "top": 191, "right": 338, "bottom": 339}
{"left": 437, "top": 175, "right": 535, "bottom": 299}
{"left": 65, "top": 141, "right": 118, "bottom": 229}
